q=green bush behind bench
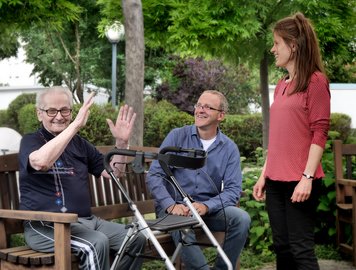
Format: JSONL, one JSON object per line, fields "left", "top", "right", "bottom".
{"left": 2, "top": 93, "right": 356, "bottom": 257}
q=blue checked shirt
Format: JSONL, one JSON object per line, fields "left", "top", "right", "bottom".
{"left": 146, "top": 125, "right": 242, "bottom": 214}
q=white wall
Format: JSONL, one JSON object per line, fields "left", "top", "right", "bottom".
{"left": 0, "top": 86, "right": 46, "bottom": 110}
{"left": 0, "top": 47, "right": 39, "bottom": 87}
{"left": 329, "top": 84, "right": 356, "bottom": 128}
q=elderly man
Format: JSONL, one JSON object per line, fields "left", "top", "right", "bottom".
{"left": 19, "top": 86, "right": 145, "bottom": 270}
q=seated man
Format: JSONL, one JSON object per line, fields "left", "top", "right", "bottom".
{"left": 19, "top": 86, "right": 145, "bottom": 270}
{"left": 146, "top": 90, "right": 251, "bottom": 270}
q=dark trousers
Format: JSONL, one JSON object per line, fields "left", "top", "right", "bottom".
{"left": 265, "top": 178, "right": 321, "bottom": 270}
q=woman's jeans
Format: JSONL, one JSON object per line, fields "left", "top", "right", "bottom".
{"left": 265, "top": 178, "right": 322, "bottom": 270}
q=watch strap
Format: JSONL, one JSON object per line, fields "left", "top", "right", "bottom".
{"left": 302, "top": 173, "right": 314, "bottom": 179}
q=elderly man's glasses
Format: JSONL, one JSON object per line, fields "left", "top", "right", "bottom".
{"left": 40, "top": 108, "right": 72, "bottom": 117}
{"left": 194, "top": 103, "right": 223, "bottom": 112}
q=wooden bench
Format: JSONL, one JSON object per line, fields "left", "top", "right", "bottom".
{"left": 0, "top": 146, "right": 239, "bottom": 269}
{"left": 334, "top": 140, "right": 356, "bottom": 266}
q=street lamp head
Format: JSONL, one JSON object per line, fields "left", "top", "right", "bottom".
{"left": 105, "top": 21, "right": 125, "bottom": 43}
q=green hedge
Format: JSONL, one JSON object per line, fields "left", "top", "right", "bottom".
{"left": 330, "top": 112, "right": 352, "bottom": 142}
{"left": 221, "top": 114, "right": 263, "bottom": 159}
{"left": 14, "top": 98, "right": 353, "bottom": 160}
{"left": 10, "top": 97, "right": 356, "bottom": 254}
{"left": 143, "top": 100, "right": 194, "bottom": 147}
{"left": 18, "top": 104, "right": 40, "bottom": 134}
{"left": 0, "top": 110, "right": 10, "bottom": 128}
{"left": 7, "top": 93, "right": 36, "bottom": 131}
{"left": 17, "top": 103, "right": 117, "bottom": 146}
{"left": 72, "top": 103, "right": 117, "bottom": 145}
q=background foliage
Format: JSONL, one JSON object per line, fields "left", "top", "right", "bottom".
{"left": 1, "top": 94, "right": 356, "bottom": 265}
{"left": 153, "top": 57, "right": 260, "bottom": 114}
{"left": 3, "top": 93, "right": 354, "bottom": 162}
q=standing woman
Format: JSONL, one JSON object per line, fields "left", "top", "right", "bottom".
{"left": 253, "top": 12, "right": 330, "bottom": 270}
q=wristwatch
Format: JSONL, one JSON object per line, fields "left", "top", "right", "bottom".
{"left": 302, "top": 173, "right": 314, "bottom": 179}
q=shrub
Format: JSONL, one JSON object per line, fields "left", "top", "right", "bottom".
{"left": 239, "top": 147, "right": 273, "bottom": 256}
{"left": 143, "top": 100, "right": 194, "bottom": 147}
{"left": 17, "top": 103, "right": 117, "bottom": 146}
{"left": 0, "top": 110, "right": 10, "bottom": 127}
{"left": 73, "top": 103, "right": 117, "bottom": 145}
{"left": 18, "top": 104, "right": 40, "bottom": 134}
{"left": 221, "top": 114, "right": 263, "bottom": 160}
{"left": 13, "top": 98, "right": 355, "bottom": 163}
{"left": 7, "top": 93, "right": 36, "bottom": 130}
{"left": 330, "top": 113, "right": 351, "bottom": 142}
{"left": 315, "top": 137, "right": 337, "bottom": 244}
{"left": 143, "top": 100, "right": 264, "bottom": 160}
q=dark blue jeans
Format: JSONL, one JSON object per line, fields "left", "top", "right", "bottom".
{"left": 158, "top": 206, "right": 250, "bottom": 270}
{"left": 265, "top": 178, "right": 321, "bottom": 270}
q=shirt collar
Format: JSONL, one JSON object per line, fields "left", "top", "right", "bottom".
{"left": 39, "top": 125, "right": 56, "bottom": 141}
{"left": 191, "top": 125, "right": 226, "bottom": 145}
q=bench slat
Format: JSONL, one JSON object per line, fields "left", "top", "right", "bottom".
{"left": 7, "top": 249, "right": 38, "bottom": 263}
{"left": 0, "top": 246, "right": 30, "bottom": 260}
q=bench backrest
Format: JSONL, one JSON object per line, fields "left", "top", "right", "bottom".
{"left": 333, "top": 140, "right": 356, "bottom": 203}
{"left": 0, "top": 146, "right": 159, "bottom": 246}
{"left": 0, "top": 153, "right": 22, "bottom": 241}
{"left": 90, "top": 145, "right": 158, "bottom": 220}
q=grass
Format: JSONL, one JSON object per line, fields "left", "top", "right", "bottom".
{"left": 10, "top": 234, "right": 348, "bottom": 269}
{"left": 142, "top": 244, "right": 347, "bottom": 270}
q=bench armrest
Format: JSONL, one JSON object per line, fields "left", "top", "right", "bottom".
{"left": 337, "top": 179, "right": 356, "bottom": 188}
{"left": 0, "top": 209, "right": 78, "bottom": 223}
{"left": 0, "top": 209, "right": 77, "bottom": 269}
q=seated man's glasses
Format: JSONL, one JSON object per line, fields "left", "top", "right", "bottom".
{"left": 194, "top": 103, "right": 223, "bottom": 112}
{"left": 40, "top": 108, "right": 72, "bottom": 117}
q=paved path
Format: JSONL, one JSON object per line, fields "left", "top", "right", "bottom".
{"left": 257, "top": 259, "right": 356, "bottom": 270}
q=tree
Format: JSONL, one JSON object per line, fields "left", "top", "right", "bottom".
{"left": 20, "top": 0, "right": 115, "bottom": 103}
{"left": 0, "top": 0, "right": 104, "bottom": 102}
{"left": 122, "top": 0, "right": 145, "bottom": 146}
{"left": 297, "top": 0, "right": 356, "bottom": 83}
{"left": 0, "top": 0, "right": 81, "bottom": 58}
{"left": 155, "top": 57, "right": 260, "bottom": 114}
{"left": 99, "top": 0, "right": 145, "bottom": 146}
{"left": 142, "top": 0, "right": 356, "bottom": 149}
{"left": 0, "top": 23, "right": 19, "bottom": 60}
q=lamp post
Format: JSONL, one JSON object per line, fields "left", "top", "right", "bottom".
{"left": 105, "top": 21, "right": 125, "bottom": 107}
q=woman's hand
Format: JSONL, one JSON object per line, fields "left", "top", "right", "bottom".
{"left": 291, "top": 178, "right": 312, "bottom": 202}
{"left": 253, "top": 175, "right": 266, "bottom": 201}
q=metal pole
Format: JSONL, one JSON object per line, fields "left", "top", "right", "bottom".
{"left": 111, "top": 43, "right": 117, "bottom": 108}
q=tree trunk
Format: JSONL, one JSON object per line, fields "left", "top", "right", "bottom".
{"left": 74, "top": 22, "right": 83, "bottom": 103}
{"left": 260, "top": 50, "right": 270, "bottom": 150}
{"left": 122, "top": 0, "right": 144, "bottom": 146}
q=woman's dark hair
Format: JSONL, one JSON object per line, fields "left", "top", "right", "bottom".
{"left": 273, "top": 12, "right": 327, "bottom": 94}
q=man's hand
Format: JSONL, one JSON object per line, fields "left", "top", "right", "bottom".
{"left": 106, "top": 104, "right": 136, "bottom": 147}
{"left": 166, "top": 204, "right": 190, "bottom": 216}
{"left": 190, "top": 202, "right": 208, "bottom": 216}
{"left": 72, "top": 92, "right": 95, "bottom": 130}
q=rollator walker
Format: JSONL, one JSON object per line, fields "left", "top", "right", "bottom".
{"left": 104, "top": 146, "right": 233, "bottom": 270}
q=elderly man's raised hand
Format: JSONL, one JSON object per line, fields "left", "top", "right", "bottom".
{"left": 106, "top": 104, "right": 136, "bottom": 147}
{"left": 72, "top": 92, "right": 95, "bottom": 129}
